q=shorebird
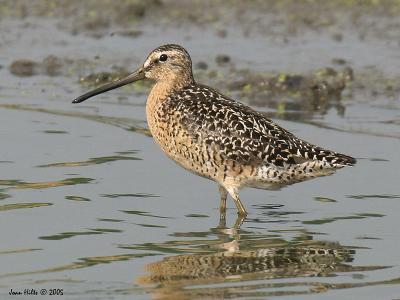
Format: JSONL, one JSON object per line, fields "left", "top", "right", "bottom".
{"left": 73, "top": 44, "right": 356, "bottom": 217}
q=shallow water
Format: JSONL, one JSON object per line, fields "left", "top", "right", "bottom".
{"left": 1, "top": 10, "right": 400, "bottom": 300}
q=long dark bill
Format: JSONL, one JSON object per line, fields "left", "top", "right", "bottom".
{"left": 72, "top": 67, "right": 145, "bottom": 103}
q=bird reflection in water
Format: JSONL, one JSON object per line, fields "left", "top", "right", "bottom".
{"left": 136, "top": 217, "right": 383, "bottom": 299}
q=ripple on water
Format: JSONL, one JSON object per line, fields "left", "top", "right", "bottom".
{"left": 0, "top": 203, "right": 53, "bottom": 211}
{"left": 0, "top": 104, "right": 151, "bottom": 136}
{"left": 65, "top": 196, "right": 91, "bottom": 202}
{"left": 0, "top": 248, "right": 41, "bottom": 255}
{"left": 347, "top": 194, "right": 400, "bottom": 200}
{"left": 120, "top": 210, "right": 171, "bottom": 219}
{"left": 37, "top": 152, "right": 141, "bottom": 168}
{"left": 42, "top": 130, "right": 68, "bottom": 134}
{"left": 134, "top": 223, "right": 167, "bottom": 229}
{"left": 185, "top": 214, "right": 209, "bottom": 218}
{"left": 97, "top": 218, "right": 124, "bottom": 223}
{"left": 3, "top": 253, "right": 158, "bottom": 278}
{"left": 248, "top": 204, "right": 304, "bottom": 224}
{"left": 101, "top": 193, "right": 158, "bottom": 198}
{"left": 314, "top": 196, "right": 337, "bottom": 203}
{"left": 39, "top": 228, "right": 123, "bottom": 240}
{"left": 303, "top": 213, "right": 385, "bottom": 225}
{"left": 0, "top": 177, "right": 94, "bottom": 190}
{"left": 0, "top": 191, "right": 11, "bottom": 200}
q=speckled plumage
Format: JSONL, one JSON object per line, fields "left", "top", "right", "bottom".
{"left": 73, "top": 44, "right": 356, "bottom": 217}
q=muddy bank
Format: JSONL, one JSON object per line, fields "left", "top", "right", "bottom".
{"left": 1, "top": 0, "right": 399, "bottom": 135}
{"left": 2, "top": 0, "right": 399, "bottom": 110}
{"left": 1, "top": 0, "right": 400, "bottom": 39}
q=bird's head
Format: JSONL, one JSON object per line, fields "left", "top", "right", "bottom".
{"left": 143, "top": 44, "right": 193, "bottom": 82}
{"left": 73, "top": 44, "right": 193, "bottom": 104}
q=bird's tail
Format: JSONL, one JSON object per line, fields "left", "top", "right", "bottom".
{"left": 326, "top": 152, "right": 357, "bottom": 167}
{"left": 292, "top": 142, "right": 357, "bottom": 168}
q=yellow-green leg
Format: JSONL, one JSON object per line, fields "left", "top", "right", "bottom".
{"left": 234, "top": 214, "right": 245, "bottom": 229}
{"left": 218, "top": 185, "right": 228, "bottom": 214}
{"left": 227, "top": 187, "right": 247, "bottom": 217}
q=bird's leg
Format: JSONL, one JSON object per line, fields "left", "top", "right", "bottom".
{"left": 219, "top": 185, "right": 228, "bottom": 213}
{"left": 227, "top": 187, "right": 248, "bottom": 217}
{"left": 218, "top": 185, "right": 228, "bottom": 220}
{"left": 234, "top": 214, "right": 246, "bottom": 229}
{"left": 217, "top": 214, "right": 227, "bottom": 229}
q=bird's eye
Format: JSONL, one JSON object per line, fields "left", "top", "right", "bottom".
{"left": 159, "top": 54, "right": 168, "bottom": 62}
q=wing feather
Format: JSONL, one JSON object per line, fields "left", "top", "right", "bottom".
{"left": 165, "top": 84, "right": 355, "bottom": 167}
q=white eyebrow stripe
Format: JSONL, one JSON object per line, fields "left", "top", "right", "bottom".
{"left": 144, "top": 59, "right": 151, "bottom": 68}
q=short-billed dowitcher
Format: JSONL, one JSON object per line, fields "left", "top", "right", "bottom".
{"left": 73, "top": 44, "right": 356, "bottom": 217}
